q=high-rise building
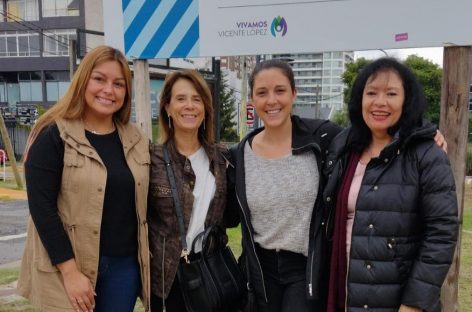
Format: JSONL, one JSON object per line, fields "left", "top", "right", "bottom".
{"left": 271, "top": 51, "right": 354, "bottom": 119}
{"left": 220, "top": 55, "right": 256, "bottom": 80}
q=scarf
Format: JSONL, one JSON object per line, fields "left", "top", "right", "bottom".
{"left": 327, "top": 152, "right": 360, "bottom": 312}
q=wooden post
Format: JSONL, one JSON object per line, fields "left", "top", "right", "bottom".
{"left": 69, "top": 39, "right": 77, "bottom": 80}
{"left": 0, "top": 113, "right": 23, "bottom": 189}
{"left": 439, "top": 46, "right": 471, "bottom": 312}
{"left": 239, "top": 56, "right": 248, "bottom": 140}
{"left": 133, "top": 59, "right": 152, "bottom": 140}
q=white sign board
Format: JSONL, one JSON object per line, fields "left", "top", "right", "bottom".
{"left": 104, "top": 0, "right": 472, "bottom": 58}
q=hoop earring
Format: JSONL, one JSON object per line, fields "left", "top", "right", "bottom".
{"left": 168, "top": 115, "right": 172, "bottom": 129}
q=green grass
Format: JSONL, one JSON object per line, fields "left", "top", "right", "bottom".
{"left": 460, "top": 231, "right": 472, "bottom": 311}
{"left": 0, "top": 181, "right": 23, "bottom": 192}
{"left": 0, "top": 299, "right": 36, "bottom": 312}
{"left": 0, "top": 269, "right": 19, "bottom": 286}
{"left": 227, "top": 225, "right": 242, "bottom": 258}
{"left": 463, "top": 210, "right": 472, "bottom": 231}
{"left": 459, "top": 183, "right": 472, "bottom": 310}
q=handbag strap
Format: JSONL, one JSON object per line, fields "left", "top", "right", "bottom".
{"left": 162, "top": 144, "right": 189, "bottom": 260}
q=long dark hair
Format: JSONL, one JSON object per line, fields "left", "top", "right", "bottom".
{"left": 348, "top": 57, "right": 426, "bottom": 152}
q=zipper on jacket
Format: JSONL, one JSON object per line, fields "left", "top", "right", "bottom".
{"left": 292, "top": 142, "right": 321, "bottom": 155}
{"left": 236, "top": 191, "right": 268, "bottom": 303}
{"left": 162, "top": 236, "right": 166, "bottom": 312}
{"left": 294, "top": 141, "right": 321, "bottom": 298}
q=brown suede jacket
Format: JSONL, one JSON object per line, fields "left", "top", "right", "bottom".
{"left": 148, "top": 140, "right": 229, "bottom": 299}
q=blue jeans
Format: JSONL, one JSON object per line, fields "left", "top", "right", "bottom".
{"left": 94, "top": 255, "right": 141, "bottom": 312}
{"left": 253, "top": 244, "right": 315, "bottom": 312}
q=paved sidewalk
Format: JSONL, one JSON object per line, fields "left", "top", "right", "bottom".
{"left": 0, "top": 186, "right": 26, "bottom": 201}
{"left": 0, "top": 184, "right": 27, "bottom": 304}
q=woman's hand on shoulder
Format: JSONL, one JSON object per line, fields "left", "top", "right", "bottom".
{"left": 57, "top": 258, "right": 96, "bottom": 312}
{"left": 399, "top": 304, "right": 422, "bottom": 312}
{"left": 434, "top": 129, "right": 447, "bottom": 153}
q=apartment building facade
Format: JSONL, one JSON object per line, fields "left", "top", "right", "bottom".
{"left": 271, "top": 51, "right": 354, "bottom": 119}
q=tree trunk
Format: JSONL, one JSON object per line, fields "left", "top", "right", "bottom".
{"left": 439, "top": 45, "right": 471, "bottom": 312}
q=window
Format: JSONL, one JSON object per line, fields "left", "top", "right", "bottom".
{"left": 43, "top": 29, "right": 76, "bottom": 56}
{"left": 42, "top": 0, "right": 79, "bottom": 17}
{"left": 333, "top": 69, "right": 343, "bottom": 76}
{"left": 19, "top": 72, "right": 42, "bottom": 102}
{"left": 0, "top": 31, "right": 40, "bottom": 57}
{"left": 6, "top": 0, "right": 38, "bottom": 21}
{"left": 0, "top": 83, "right": 6, "bottom": 102}
{"left": 46, "top": 71, "right": 70, "bottom": 101}
{"left": 0, "top": 72, "right": 21, "bottom": 109}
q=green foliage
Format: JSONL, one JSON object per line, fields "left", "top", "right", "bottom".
{"left": 35, "top": 105, "right": 47, "bottom": 117}
{"left": 342, "top": 57, "right": 371, "bottom": 106}
{"left": 467, "top": 144, "right": 472, "bottom": 176}
{"left": 331, "top": 106, "right": 350, "bottom": 128}
{"left": 404, "top": 55, "right": 442, "bottom": 125}
{"left": 218, "top": 70, "right": 239, "bottom": 142}
{"left": 469, "top": 114, "right": 472, "bottom": 143}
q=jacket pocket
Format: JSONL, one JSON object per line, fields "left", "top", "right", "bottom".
{"left": 132, "top": 150, "right": 151, "bottom": 166}
{"left": 62, "top": 149, "right": 85, "bottom": 192}
{"left": 149, "top": 183, "right": 174, "bottom": 216}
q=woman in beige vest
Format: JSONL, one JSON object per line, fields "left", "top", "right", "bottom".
{"left": 17, "top": 45, "right": 150, "bottom": 312}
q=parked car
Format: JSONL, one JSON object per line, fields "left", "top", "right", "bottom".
{"left": 0, "top": 148, "right": 7, "bottom": 165}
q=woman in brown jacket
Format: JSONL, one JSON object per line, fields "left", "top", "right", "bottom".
{"left": 148, "top": 69, "right": 229, "bottom": 311}
{"left": 17, "top": 45, "right": 150, "bottom": 312}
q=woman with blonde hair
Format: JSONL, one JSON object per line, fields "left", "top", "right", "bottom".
{"left": 18, "top": 45, "right": 150, "bottom": 312}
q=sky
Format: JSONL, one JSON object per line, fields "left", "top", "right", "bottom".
{"left": 355, "top": 47, "right": 444, "bottom": 67}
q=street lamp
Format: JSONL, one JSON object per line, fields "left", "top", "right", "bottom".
{"left": 379, "top": 49, "right": 389, "bottom": 57}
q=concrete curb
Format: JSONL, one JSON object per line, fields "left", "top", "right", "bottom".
{"left": 0, "top": 260, "right": 21, "bottom": 269}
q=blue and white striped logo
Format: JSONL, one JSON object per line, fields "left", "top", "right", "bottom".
{"left": 122, "top": 0, "right": 200, "bottom": 59}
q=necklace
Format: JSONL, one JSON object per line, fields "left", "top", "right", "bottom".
{"left": 84, "top": 122, "right": 116, "bottom": 135}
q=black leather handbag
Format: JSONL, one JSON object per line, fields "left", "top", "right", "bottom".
{"left": 163, "top": 145, "right": 245, "bottom": 312}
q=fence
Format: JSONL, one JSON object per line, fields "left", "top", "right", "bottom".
{"left": 0, "top": 126, "right": 30, "bottom": 160}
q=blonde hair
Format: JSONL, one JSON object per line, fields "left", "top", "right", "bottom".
{"left": 158, "top": 69, "right": 214, "bottom": 145}
{"left": 25, "top": 45, "right": 132, "bottom": 154}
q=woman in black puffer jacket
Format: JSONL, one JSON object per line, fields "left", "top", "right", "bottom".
{"left": 323, "top": 58, "right": 458, "bottom": 312}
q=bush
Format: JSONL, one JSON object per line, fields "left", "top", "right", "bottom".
{"left": 467, "top": 144, "right": 472, "bottom": 176}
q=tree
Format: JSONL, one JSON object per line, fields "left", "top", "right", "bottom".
{"left": 331, "top": 57, "right": 370, "bottom": 126}
{"left": 404, "top": 55, "right": 442, "bottom": 125}
{"left": 218, "top": 70, "right": 239, "bottom": 142}
{"left": 469, "top": 113, "right": 472, "bottom": 143}
{"left": 342, "top": 57, "right": 371, "bottom": 106}
{"left": 331, "top": 105, "right": 350, "bottom": 128}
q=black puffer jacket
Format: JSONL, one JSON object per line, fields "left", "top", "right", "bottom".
{"left": 226, "top": 115, "right": 342, "bottom": 307}
{"left": 323, "top": 124, "right": 458, "bottom": 312}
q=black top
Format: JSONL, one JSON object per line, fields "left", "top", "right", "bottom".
{"left": 25, "top": 124, "right": 137, "bottom": 265}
